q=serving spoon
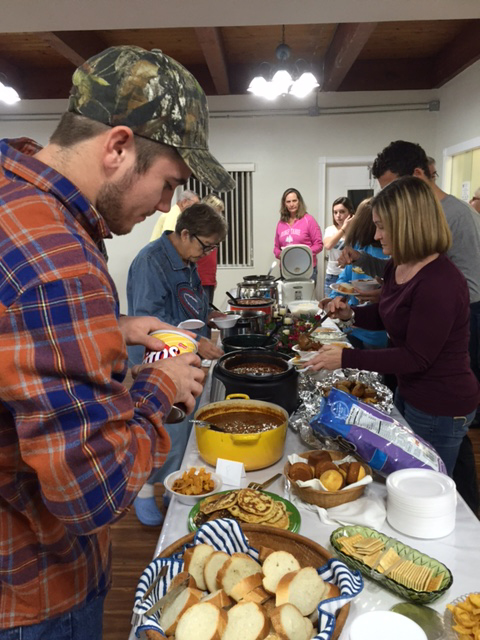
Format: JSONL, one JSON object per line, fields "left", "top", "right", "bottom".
{"left": 190, "top": 419, "right": 226, "bottom": 432}
{"left": 226, "top": 291, "right": 239, "bottom": 305}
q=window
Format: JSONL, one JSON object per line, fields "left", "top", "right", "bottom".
{"left": 186, "top": 164, "right": 254, "bottom": 267}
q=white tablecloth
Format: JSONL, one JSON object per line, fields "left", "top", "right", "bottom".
{"left": 129, "top": 340, "right": 480, "bottom": 639}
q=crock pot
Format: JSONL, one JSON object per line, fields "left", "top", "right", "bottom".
{"left": 210, "top": 349, "right": 299, "bottom": 415}
{"left": 228, "top": 297, "right": 274, "bottom": 322}
{"left": 194, "top": 394, "right": 288, "bottom": 470}
{"left": 221, "top": 334, "right": 279, "bottom": 353}
{"left": 237, "top": 277, "right": 278, "bottom": 302}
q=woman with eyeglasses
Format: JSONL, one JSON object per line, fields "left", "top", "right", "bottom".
{"left": 126, "top": 202, "right": 228, "bottom": 525}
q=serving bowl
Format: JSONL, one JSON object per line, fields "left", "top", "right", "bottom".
{"left": 212, "top": 314, "right": 241, "bottom": 329}
{"left": 287, "top": 299, "right": 320, "bottom": 317}
{"left": 164, "top": 468, "right": 223, "bottom": 505}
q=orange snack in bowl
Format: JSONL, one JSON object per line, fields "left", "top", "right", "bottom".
{"left": 289, "top": 462, "right": 314, "bottom": 482}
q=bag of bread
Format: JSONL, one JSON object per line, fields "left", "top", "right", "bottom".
{"left": 310, "top": 388, "right": 446, "bottom": 476}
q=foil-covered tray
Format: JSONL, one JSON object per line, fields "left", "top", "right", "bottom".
{"left": 289, "top": 369, "right": 393, "bottom": 450}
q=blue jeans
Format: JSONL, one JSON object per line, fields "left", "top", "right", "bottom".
{"left": 0, "top": 595, "right": 105, "bottom": 640}
{"left": 324, "top": 273, "right": 338, "bottom": 297}
{"left": 148, "top": 394, "right": 200, "bottom": 485}
{"left": 394, "top": 392, "right": 475, "bottom": 476}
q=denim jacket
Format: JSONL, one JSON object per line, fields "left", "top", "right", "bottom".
{"left": 126, "top": 231, "right": 209, "bottom": 365}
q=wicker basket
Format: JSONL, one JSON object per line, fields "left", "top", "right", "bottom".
{"left": 158, "top": 524, "right": 350, "bottom": 640}
{"left": 284, "top": 449, "right": 372, "bottom": 509}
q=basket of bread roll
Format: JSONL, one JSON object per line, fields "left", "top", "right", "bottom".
{"left": 132, "top": 519, "right": 363, "bottom": 640}
{"left": 284, "top": 450, "right": 373, "bottom": 509}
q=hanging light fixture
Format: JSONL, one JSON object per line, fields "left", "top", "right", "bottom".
{"left": 0, "top": 75, "right": 20, "bottom": 105}
{"left": 247, "top": 26, "right": 319, "bottom": 99}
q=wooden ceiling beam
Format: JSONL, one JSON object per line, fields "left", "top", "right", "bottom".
{"left": 36, "top": 31, "right": 107, "bottom": 67}
{"left": 322, "top": 22, "right": 377, "bottom": 92}
{"left": 16, "top": 67, "right": 74, "bottom": 99}
{"left": 0, "top": 58, "right": 24, "bottom": 95}
{"left": 338, "top": 58, "right": 433, "bottom": 92}
{"left": 195, "top": 27, "right": 230, "bottom": 95}
{"left": 433, "top": 19, "right": 480, "bottom": 88}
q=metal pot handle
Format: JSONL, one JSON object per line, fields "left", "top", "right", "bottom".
{"left": 225, "top": 393, "right": 250, "bottom": 400}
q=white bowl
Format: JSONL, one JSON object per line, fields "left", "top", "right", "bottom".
{"left": 350, "top": 279, "right": 381, "bottom": 292}
{"left": 287, "top": 300, "right": 320, "bottom": 317}
{"left": 164, "top": 469, "right": 223, "bottom": 505}
{"left": 212, "top": 314, "right": 241, "bottom": 329}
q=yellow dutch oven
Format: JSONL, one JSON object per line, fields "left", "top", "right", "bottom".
{"left": 194, "top": 394, "right": 288, "bottom": 471}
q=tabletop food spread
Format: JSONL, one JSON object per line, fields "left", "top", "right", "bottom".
{"left": 130, "top": 310, "right": 480, "bottom": 640}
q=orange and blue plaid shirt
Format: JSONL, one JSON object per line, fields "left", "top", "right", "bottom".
{"left": 0, "top": 138, "right": 174, "bottom": 628}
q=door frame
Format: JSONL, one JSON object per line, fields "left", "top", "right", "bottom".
{"left": 442, "top": 135, "right": 480, "bottom": 194}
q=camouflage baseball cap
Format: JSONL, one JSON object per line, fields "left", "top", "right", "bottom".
{"left": 68, "top": 45, "right": 235, "bottom": 192}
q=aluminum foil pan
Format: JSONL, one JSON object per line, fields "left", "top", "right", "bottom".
{"left": 289, "top": 368, "right": 393, "bottom": 450}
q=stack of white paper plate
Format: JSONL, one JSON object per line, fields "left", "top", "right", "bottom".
{"left": 386, "top": 468, "right": 456, "bottom": 539}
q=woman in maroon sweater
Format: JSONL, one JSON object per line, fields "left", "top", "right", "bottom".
{"left": 309, "top": 176, "right": 480, "bottom": 475}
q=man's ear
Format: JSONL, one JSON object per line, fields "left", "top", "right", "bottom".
{"left": 413, "top": 167, "right": 427, "bottom": 180}
{"left": 102, "top": 126, "right": 135, "bottom": 176}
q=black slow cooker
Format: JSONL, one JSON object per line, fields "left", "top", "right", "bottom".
{"left": 210, "top": 349, "right": 299, "bottom": 415}
{"left": 221, "top": 334, "right": 279, "bottom": 353}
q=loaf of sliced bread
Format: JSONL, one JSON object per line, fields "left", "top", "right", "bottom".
{"left": 223, "top": 601, "right": 270, "bottom": 640}
{"left": 270, "top": 603, "right": 310, "bottom": 640}
{"left": 230, "top": 572, "right": 263, "bottom": 602}
{"left": 175, "top": 601, "right": 227, "bottom": 640}
{"left": 183, "top": 543, "right": 214, "bottom": 591}
{"left": 261, "top": 551, "right": 301, "bottom": 594}
{"left": 159, "top": 586, "right": 203, "bottom": 636}
{"left": 201, "top": 589, "right": 233, "bottom": 609}
{"left": 275, "top": 567, "right": 326, "bottom": 616}
{"left": 218, "top": 553, "right": 263, "bottom": 597}
{"left": 204, "top": 550, "right": 230, "bottom": 593}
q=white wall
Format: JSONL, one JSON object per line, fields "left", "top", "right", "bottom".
{"left": 435, "top": 59, "right": 480, "bottom": 172}
{"left": 0, "top": 90, "right": 441, "bottom": 312}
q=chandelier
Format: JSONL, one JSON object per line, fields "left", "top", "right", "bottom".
{"left": 247, "top": 26, "right": 319, "bottom": 100}
{"left": 0, "top": 75, "right": 20, "bottom": 105}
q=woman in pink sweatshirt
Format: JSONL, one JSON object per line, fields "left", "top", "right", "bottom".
{"left": 273, "top": 188, "right": 323, "bottom": 281}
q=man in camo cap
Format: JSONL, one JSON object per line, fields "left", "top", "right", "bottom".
{"left": 0, "top": 46, "right": 232, "bottom": 639}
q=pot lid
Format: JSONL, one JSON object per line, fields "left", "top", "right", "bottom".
{"left": 280, "top": 244, "right": 313, "bottom": 280}
{"left": 242, "top": 274, "right": 275, "bottom": 282}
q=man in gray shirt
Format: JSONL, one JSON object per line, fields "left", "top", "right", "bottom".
{"left": 340, "top": 140, "right": 480, "bottom": 513}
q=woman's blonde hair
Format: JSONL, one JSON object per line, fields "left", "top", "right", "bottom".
{"left": 371, "top": 176, "right": 451, "bottom": 264}
{"left": 201, "top": 193, "right": 225, "bottom": 213}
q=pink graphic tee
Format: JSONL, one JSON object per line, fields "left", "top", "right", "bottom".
{"left": 274, "top": 213, "right": 323, "bottom": 266}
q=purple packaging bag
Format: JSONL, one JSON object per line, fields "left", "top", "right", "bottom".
{"left": 310, "top": 387, "right": 447, "bottom": 475}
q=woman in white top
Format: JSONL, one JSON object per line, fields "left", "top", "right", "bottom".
{"left": 323, "top": 196, "right": 355, "bottom": 296}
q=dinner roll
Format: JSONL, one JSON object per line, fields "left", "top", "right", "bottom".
{"left": 289, "top": 462, "right": 314, "bottom": 482}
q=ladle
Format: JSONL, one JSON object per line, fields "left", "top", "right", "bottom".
{"left": 266, "top": 260, "right": 277, "bottom": 278}
{"left": 226, "top": 291, "right": 239, "bottom": 305}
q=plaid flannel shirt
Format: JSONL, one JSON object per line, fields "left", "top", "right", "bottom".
{"left": 0, "top": 138, "right": 174, "bottom": 628}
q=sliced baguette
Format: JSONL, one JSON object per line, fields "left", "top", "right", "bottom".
{"left": 168, "top": 570, "right": 197, "bottom": 592}
{"left": 258, "top": 546, "right": 276, "bottom": 563}
{"left": 159, "top": 586, "right": 203, "bottom": 636}
{"left": 204, "top": 550, "right": 230, "bottom": 593}
{"left": 218, "top": 553, "right": 263, "bottom": 597}
{"left": 261, "top": 551, "right": 301, "bottom": 594}
{"left": 201, "top": 589, "right": 234, "bottom": 609}
{"left": 183, "top": 543, "right": 214, "bottom": 591}
{"left": 223, "top": 601, "right": 270, "bottom": 640}
{"left": 241, "top": 585, "right": 271, "bottom": 605}
{"left": 275, "top": 567, "right": 326, "bottom": 616}
{"left": 175, "top": 601, "right": 227, "bottom": 640}
{"left": 270, "top": 603, "right": 310, "bottom": 640}
{"left": 230, "top": 572, "right": 263, "bottom": 602}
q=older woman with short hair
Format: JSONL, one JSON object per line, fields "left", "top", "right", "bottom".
{"left": 126, "top": 202, "right": 228, "bottom": 524}
{"left": 308, "top": 176, "right": 480, "bottom": 475}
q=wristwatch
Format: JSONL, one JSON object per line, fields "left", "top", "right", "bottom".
{"left": 337, "top": 311, "right": 355, "bottom": 329}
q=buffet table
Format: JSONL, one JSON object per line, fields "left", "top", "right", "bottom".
{"left": 130, "top": 353, "right": 480, "bottom": 639}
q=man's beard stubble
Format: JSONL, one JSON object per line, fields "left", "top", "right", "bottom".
{"left": 95, "top": 168, "right": 137, "bottom": 236}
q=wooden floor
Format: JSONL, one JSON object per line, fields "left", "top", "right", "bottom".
{"left": 103, "top": 429, "right": 480, "bottom": 640}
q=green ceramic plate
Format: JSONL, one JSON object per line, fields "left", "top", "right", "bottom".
{"left": 188, "top": 490, "right": 301, "bottom": 533}
{"left": 330, "top": 524, "right": 453, "bottom": 604}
